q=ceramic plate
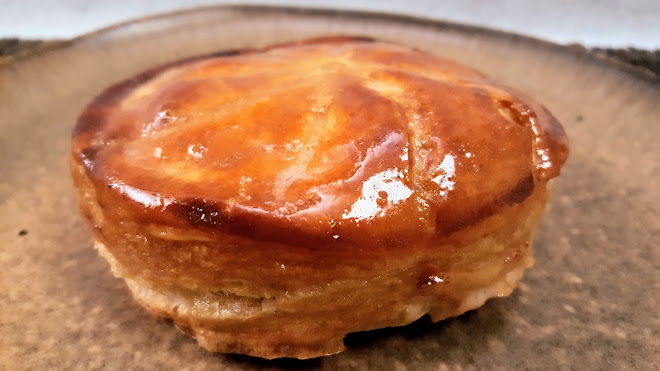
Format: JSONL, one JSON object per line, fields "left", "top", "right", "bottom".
{"left": 1, "top": 5, "right": 658, "bottom": 370}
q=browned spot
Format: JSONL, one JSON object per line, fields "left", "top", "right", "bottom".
{"left": 502, "top": 174, "right": 535, "bottom": 205}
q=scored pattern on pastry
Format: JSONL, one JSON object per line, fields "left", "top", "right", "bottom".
{"left": 73, "top": 39, "right": 567, "bottom": 240}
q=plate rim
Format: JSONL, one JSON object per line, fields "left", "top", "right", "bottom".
{"left": 2, "top": 4, "right": 659, "bottom": 87}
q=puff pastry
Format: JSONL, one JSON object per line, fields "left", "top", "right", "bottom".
{"left": 71, "top": 37, "right": 569, "bottom": 359}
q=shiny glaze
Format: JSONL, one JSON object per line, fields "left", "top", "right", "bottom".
{"left": 71, "top": 37, "right": 568, "bottom": 247}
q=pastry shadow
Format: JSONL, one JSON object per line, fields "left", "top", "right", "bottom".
{"left": 219, "top": 315, "right": 445, "bottom": 369}
{"left": 338, "top": 294, "right": 514, "bottom": 359}
{"left": 224, "top": 353, "right": 323, "bottom": 370}
{"left": 221, "top": 294, "right": 515, "bottom": 369}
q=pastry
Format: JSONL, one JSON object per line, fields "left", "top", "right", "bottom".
{"left": 70, "top": 37, "right": 569, "bottom": 359}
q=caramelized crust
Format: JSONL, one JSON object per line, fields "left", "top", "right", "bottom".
{"left": 71, "top": 37, "right": 568, "bottom": 359}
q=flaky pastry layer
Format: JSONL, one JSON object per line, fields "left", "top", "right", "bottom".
{"left": 88, "top": 182, "right": 548, "bottom": 359}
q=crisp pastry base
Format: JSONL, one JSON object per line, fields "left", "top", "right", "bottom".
{"left": 95, "top": 239, "right": 534, "bottom": 359}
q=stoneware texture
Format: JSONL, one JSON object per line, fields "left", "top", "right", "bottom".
{"left": 1, "top": 5, "right": 658, "bottom": 370}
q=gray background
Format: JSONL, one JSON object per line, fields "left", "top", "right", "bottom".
{"left": 1, "top": 0, "right": 658, "bottom": 48}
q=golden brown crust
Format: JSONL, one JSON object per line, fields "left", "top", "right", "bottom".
{"left": 70, "top": 37, "right": 568, "bottom": 359}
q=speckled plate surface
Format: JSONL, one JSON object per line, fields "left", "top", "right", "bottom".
{"left": 1, "top": 6, "right": 658, "bottom": 370}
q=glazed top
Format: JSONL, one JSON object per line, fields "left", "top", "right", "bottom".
{"left": 71, "top": 37, "right": 568, "bottom": 245}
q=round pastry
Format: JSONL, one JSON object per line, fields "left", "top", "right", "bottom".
{"left": 70, "top": 37, "right": 568, "bottom": 359}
